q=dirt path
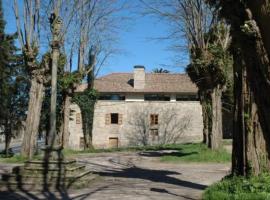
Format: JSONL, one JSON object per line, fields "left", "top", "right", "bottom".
{"left": 68, "top": 151, "right": 230, "bottom": 200}
{"left": 0, "top": 151, "right": 230, "bottom": 200}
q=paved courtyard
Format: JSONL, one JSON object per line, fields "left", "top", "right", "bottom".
{"left": 0, "top": 151, "right": 230, "bottom": 200}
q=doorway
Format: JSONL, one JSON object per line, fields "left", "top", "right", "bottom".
{"left": 109, "top": 137, "right": 119, "bottom": 148}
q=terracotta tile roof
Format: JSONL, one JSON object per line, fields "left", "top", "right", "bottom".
{"left": 76, "top": 73, "right": 198, "bottom": 94}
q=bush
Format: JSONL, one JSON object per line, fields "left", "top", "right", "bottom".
{"left": 203, "top": 174, "right": 270, "bottom": 200}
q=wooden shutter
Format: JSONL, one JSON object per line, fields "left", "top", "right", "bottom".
{"left": 118, "top": 114, "right": 123, "bottom": 125}
{"left": 76, "top": 113, "right": 81, "bottom": 124}
{"left": 150, "top": 114, "right": 154, "bottom": 125}
{"left": 105, "top": 114, "right": 110, "bottom": 125}
{"left": 155, "top": 115, "right": 158, "bottom": 125}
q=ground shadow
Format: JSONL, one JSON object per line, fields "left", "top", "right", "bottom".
{"left": 94, "top": 163, "right": 207, "bottom": 190}
{"left": 0, "top": 148, "right": 93, "bottom": 200}
{"left": 138, "top": 150, "right": 197, "bottom": 157}
{"left": 150, "top": 188, "right": 197, "bottom": 200}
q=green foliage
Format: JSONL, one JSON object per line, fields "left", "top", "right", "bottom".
{"left": 0, "top": 0, "right": 27, "bottom": 153}
{"left": 0, "top": 153, "right": 43, "bottom": 163}
{"left": 152, "top": 68, "right": 170, "bottom": 73}
{"left": 59, "top": 71, "right": 83, "bottom": 91}
{"left": 203, "top": 174, "right": 270, "bottom": 200}
{"left": 72, "top": 88, "right": 98, "bottom": 148}
{"left": 187, "top": 24, "right": 233, "bottom": 91}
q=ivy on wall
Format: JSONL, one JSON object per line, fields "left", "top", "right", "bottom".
{"left": 72, "top": 88, "right": 98, "bottom": 148}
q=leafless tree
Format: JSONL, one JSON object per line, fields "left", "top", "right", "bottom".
{"left": 140, "top": 0, "right": 231, "bottom": 150}
{"left": 13, "top": 0, "right": 48, "bottom": 159}
{"left": 127, "top": 106, "right": 191, "bottom": 146}
{"left": 60, "top": 0, "right": 128, "bottom": 148}
{"left": 13, "top": 0, "right": 78, "bottom": 158}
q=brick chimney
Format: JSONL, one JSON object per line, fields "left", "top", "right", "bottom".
{"left": 133, "top": 65, "right": 145, "bottom": 89}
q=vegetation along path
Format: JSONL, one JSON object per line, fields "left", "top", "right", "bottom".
{"left": 67, "top": 150, "right": 230, "bottom": 200}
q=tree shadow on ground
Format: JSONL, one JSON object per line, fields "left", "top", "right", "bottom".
{"left": 138, "top": 150, "right": 198, "bottom": 157}
{"left": 150, "top": 188, "right": 198, "bottom": 200}
{"left": 94, "top": 163, "right": 207, "bottom": 190}
{"left": 0, "top": 148, "right": 93, "bottom": 200}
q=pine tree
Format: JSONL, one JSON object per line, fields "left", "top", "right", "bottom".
{"left": 0, "top": 0, "right": 26, "bottom": 156}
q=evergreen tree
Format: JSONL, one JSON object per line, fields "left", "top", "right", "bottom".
{"left": 0, "top": 0, "right": 27, "bottom": 156}
{"left": 152, "top": 68, "right": 170, "bottom": 73}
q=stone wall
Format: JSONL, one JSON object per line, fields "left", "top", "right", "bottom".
{"left": 69, "top": 100, "right": 203, "bottom": 149}
{"left": 68, "top": 104, "right": 84, "bottom": 150}
{"left": 94, "top": 101, "right": 203, "bottom": 148}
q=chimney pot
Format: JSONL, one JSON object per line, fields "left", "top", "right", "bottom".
{"left": 133, "top": 65, "right": 145, "bottom": 89}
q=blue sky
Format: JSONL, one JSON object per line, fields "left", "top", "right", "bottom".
{"left": 3, "top": 1, "right": 189, "bottom": 76}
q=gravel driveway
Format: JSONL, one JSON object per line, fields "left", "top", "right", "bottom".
{"left": 69, "top": 151, "right": 230, "bottom": 200}
{"left": 0, "top": 151, "right": 230, "bottom": 200}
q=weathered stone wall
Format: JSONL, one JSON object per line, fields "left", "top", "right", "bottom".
{"left": 94, "top": 101, "right": 203, "bottom": 148}
{"left": 69, "top": 100, "right": 203, "bottom": 149}
{"left": 68, "top": 104, "right": 84, "bottom": 150}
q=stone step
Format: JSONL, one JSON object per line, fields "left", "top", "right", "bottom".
{"left": 0, "top": 170, "right": 95, "bottom": 191}
{"left": 3, "top": 168, "right": 91, "bottom": 181}
{"left": 25, "top": 159, "right": 76, "bottom": 166}
{"left": 23, "top": 164, "right": 85, "bottom": 172}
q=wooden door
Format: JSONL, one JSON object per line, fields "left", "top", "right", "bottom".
{"left": 109, "top": 137, "right": 118, "bottom": 148}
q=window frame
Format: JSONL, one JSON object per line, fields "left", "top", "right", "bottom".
{"left": 150, "top": 114, "right": 159, "bottom": 125}
{"left": 110, "top": 113, "right": 119, "bottom": 124}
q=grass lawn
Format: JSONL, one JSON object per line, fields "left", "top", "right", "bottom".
{"left": 159, "top": 143, "right": 231, "bottom": 163}
{"left": 203, "top": 174, "right": 270, "bottom": 200}
{"left": 0, "top": 142, "right": 231, "bottom": 163}
{"left": 0, "top": 153, "right": 43, "bottom": 163}
{"left": 63, "top": 142, "right": 231, "bottom": 163}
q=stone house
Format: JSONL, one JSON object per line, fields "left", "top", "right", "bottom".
{"left": 68, "top": 66, "right": 203, "bottom": 149}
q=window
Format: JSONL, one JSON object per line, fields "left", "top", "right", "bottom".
{"left": 111, "top": 113, "right": 119, "bottom": 124}
{"left": 150, "top": 114, "right": 158, "bottom": 125}
{"left": 105, "top": 113, "right": 123, "bottom": 125}
{"left": 76, "top": 113, "right": 81, "bottom": 124}
{"left": 99, "top": 94, "right": 125, "bottom": 100}
{"left": 176, "top": 95, "right": 198, "bottom": 101}
{"left": 144, "top": 94, "right": 170, "bottom": 101}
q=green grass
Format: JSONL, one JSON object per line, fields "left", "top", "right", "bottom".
{"left": 159, "top": 143, "right": 231, "bottom": 163}
{"left": 0, "top": 154, "right": 28, "bottom": 163}
{"left": 222, "top": 139, "right": 232, "bottom": 145}
{"left": 63, "top": 143, "right": 231, "bottom": 163}
{"left": 62, "top": 145, "right": 170, "bottom": 157}
{"left": 203, "top": 174, "right": 270, "bottom": 200}
{"left": 0, "top": 142, "right": 231, "bottom": 163}
{"left": 0, "top": 154, "right": 42, "bottom": 163}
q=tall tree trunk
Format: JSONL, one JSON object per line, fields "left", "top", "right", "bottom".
{"left": 48, "top": 46, "right": 59, "bottom": 147}
{"left": 4, "top": 134, "right": 11, "bottom": 156}
{"left": 200, "top": 92, "right": 209, "bottom": 145}
{"left": 223, "top": 2, "right": 270, "bottom": 175}
{"left": 4, "top": 120, "right": 12, "bottom": 156}
{"left": 209, "top": 86, "right": 223, "bottom": 150}
{"left": 21, "top": 78, "right": 44, "bottom": 159}
{"left": 48, "top": 12, "right": 62, "bottom": 148}
{"left": 61, "top": 93, "right": 71, "bottom": 148}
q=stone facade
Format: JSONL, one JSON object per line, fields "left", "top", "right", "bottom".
{"left": 69, "top": 100, "right": 203, "bottom": 149}
{"left": 68, "top": 104, "right": 84, "bottom": 150}
{"left": 69, "top": 66, "right": 203, "bottom": 149}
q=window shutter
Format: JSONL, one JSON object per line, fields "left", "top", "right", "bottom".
{"left": 76, "top": 113, "right": 81, "bottom": 124}
{"left": 105, "top": 114, "right": 110, "bottom": 125}
{"left": 118, "top": 114, "right": 123, "bottom": 125}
